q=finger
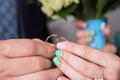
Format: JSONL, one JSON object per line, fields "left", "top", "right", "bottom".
{"left": 103, "top": 25, "right": 110, "bottom": 36}
{"left": 58, "top": 76, "right": 70, "bottom": 80}
{"left": 76, "top": 30, "right": 88, "bottom": 38}
{"left": 8, "top": 68, "right": 63, "bottom": 80}
{"left": 76, "top": 30, "right": 95, "bottom": 38}
{"left": 55, "top": 50, "right": 103, "bottom": 78}
{"left": 5, "top": 56, "right": 52, "bottom": 76}
{"left": 102, "top": 44, "right": 117, "bottom": 53}
{"left": 32, "top": 38, "right": 55, "bottom": 48}
{"left": 103, "top": 26, "right": 111, "bottom": 42}
{"left": 53, "top": 57, "right": 91, "bottom": 80}
{"left": 1, "top": 39, "right": 55, "bottom": 59}
{"left": 75, "top": 20, "right": 87, "bottom": 29}
{"left": 56, "top": 41, "right": 116, "bottom": 67}
{"left": 77, "top": 37, "right": 93, "bottom": 45}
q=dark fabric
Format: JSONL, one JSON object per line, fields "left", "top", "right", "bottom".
{"left": 0, "top": 0, "right": 19, "bottom": 39}
{"left": 16, "top": 0, "right": 50, "bottom": 41}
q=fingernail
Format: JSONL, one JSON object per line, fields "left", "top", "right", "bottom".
{"left": 56, "top": 42, "right": 66, "bottom": 50}
{"left": 86, "top": 37, "right": 92, "bottom": 43}
{"left": 53, "top": 57, "right": 61, "bottom": 67}
{"left": 57, "top": 77, "right": 63, "bottom": 80}
{"left": 89, "top": 30, "right": 95, "bottom": 36}
{"left": 55, "top": 50, "right": 63, "bottom": 57}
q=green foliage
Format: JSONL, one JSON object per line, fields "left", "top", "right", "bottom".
{"left": 73, "top": 0, "right": 120, "bottom": 20}
{"left": 54, "top": 4, "right": 78, "bottom": 20}
{"left": 96, "top": 0, "right": 109, "bottom": 18}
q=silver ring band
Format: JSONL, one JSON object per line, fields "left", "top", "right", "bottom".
{"left": 94, "top": 78, "right": 104, "bottom": 80}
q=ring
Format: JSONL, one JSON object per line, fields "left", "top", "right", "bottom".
{"left": 94, "top": 78, "right": 104, "bottom": 80}
{"left": 94, "top": 68, "right": 104, "bottom": 80}
{"left": 45, "top": 34, "right": 66, "bottom": 44}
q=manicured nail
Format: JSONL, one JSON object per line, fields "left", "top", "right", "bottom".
{"left": 53, "top": 57, "right": 61, "bottom": 67}
{"left": 57, "top": 77, "right": 63, "bottom": 80}
{"left": 56, "top": 42, "right": 66, "bottom": 50}
{"left": 55, "top": 50, "right": 63, "bottom": 57}
{"left": 89, "top": 30, "right": 95, "bottom": 36}
{"left": 86, "top": 37, "right": 92, "bottom": 43}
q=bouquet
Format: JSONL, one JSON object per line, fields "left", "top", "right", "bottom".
{"left": 39, "top": 0, "right": 120, "bottom": 20}
{"left": 39, "top": 0, "right": 120, "bottom": 50}
{"left": 39, "top": 0, "right": 80, "bottom": 19}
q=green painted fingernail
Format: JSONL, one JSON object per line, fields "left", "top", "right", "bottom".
{"left": 86, "top": 37, "right": 92, "bottom": 43}
{"left": 89, "top": 30, "right": 95, "bottom": 36}
{"left": 55, "top": 50, "right": 63, "bottom": 57}
{"left": 53, "top": 57, "right": 61, "bottom": 67}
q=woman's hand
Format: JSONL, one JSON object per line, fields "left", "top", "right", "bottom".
{"left": 54, "top": 41, "right": 120, "bottom": 80}
{"left": 75, "top": 20, "right": 117, "bottom": 53}
{"left": 0, "top": 39, "right": 63, "bottom": 80}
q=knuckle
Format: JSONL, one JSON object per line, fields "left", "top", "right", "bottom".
{"left": 80, "top": 46, "right": 91, "bottom": 58}
{"left": 35, "top": 56, "right": 52, "bottom": 70}
{"left": 46, "top": 46, "right": 54, "bottom": 58}
{"left": 24, "top": 40, "right": 36, "bottom": 55}
{"left": 35, "top": 57, "right": 46, "bottom": 70}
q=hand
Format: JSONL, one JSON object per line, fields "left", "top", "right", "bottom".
{"left": 8, "top": 68, "right": 62, "bottom": 80}
{"left": 54, "top": 41, "right": 120, "bottom": 80}
{"left": 75, "top": 20, "right": 117, "bottom": 53}
{"left": 0, "top": 39, "right": 63, "bottom": 80}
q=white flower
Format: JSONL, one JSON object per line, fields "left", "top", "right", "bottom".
{"left": 63, "top": 0, "right": 73, "bottom": 7}
{"left": 39, "top": 0, "right": 48, "bottom": 6}
{"left": 51, "top": 0, "right": 64, "bottom": 11}
{"left": 51, "top": 15, "right": 60, "bottom": 20}
{"left": 74, "top": 0, "right": 80, "bottom": 4}
{"left": 41, "top": 6, "right": 53, "bottom": 17}
{"left": 39, "top": 0, "right": 80, "bottom": 19}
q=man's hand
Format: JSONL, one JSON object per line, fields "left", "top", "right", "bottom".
{"left": 0, "top": 39, "right": 63, "bottom": 80}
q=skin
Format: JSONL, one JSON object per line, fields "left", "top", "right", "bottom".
{"left": 57, "top": 20, "right": 119, "bottom": 80}
{"left": 56, "top": 41, "right": 120, "bottom": 80}
{"left": 75, "top": 20, "right": 117, "bottom": 53}
{"left": 0, "top": 20, "right": 118, "bottom": 80}
{"left": 0, "top": 39, "right": 63, "bottom": 80}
